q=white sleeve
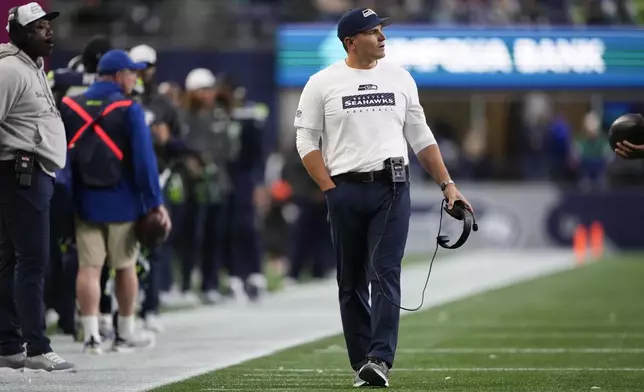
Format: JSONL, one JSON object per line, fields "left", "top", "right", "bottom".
{"left": 402, "top": 72, "right": 436, "bottom": 154}
{"left": 296, "top": 127, "right": 321, "bottom": 159}
{"left": 294, "top": 76, "right": 324, "bottom": 131}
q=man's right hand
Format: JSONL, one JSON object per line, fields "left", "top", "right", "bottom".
{"left": 321, "top": 183, "right": 336, "bottom": 193}
{"left": 301, "top": 151, "right": 336, "bottom": 195}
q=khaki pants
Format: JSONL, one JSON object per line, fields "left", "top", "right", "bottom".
{"left": 75, "top": 218, "right": 140, "bottom": 270}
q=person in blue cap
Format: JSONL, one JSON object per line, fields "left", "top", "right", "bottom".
{"left": 45, "top": 35, "right": 115, "bottom": 342}
{"left": 294, "top": 7, "right": 473, "bottom": 388}
{"left": 58, "top": 49, "right": 171, "bottom": 354}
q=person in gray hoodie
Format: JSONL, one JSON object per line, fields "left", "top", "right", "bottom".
{"left": 0, "top": 2, "right": 74, "bottom": 372}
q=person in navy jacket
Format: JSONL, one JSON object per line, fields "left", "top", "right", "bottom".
{"left": 59, "top": 49, "right": 170, "bottom": 354}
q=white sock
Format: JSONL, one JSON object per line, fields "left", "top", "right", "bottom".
{"left": 117, "top": 315, "right": 135, "bottom": 340}
{"left": 81, "top": 315, "right": 100, "bottom": 343}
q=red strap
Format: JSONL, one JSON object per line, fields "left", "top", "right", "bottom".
{"left": 63, "top": 96, "right": 132, "bottom": 161}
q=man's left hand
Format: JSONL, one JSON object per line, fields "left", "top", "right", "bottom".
{"left": 443, "top": 184, "right": 474, "bottom": 213}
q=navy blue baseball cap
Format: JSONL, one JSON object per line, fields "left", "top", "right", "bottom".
{"left": 97, "top": 49, "right": 147, "bottom": 74}
{"left": 337, "top": 8, "right": 391, "bottom": 41}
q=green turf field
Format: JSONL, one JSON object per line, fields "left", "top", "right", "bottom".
{"left": 152, "top": 255, "right": 644, "bottom": 392}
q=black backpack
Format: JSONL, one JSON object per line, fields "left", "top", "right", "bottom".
{"left": 63, "top": 94, "right": 132, "bottom": 188}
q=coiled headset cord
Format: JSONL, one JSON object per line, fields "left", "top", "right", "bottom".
{"left": 369, "top": 184, "right": 446, "bottom": 312}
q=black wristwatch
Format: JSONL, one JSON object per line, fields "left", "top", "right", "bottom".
{"left": 440, "top": 179, "right": 455, "bottom": 191}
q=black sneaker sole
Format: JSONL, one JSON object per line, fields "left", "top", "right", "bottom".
{"left": 358, "top": 364, "right": 389, "bottom": 387}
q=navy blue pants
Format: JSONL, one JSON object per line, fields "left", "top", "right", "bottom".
{"left": 44, "top": 242, "right": 76, "bottom": 335}
{"left": 288, "top": 197, "right": 334, "bottom": 280}
{"left": 224, "top": 193, "right": 262, "bottom": 280}
{"left": 141, "top": 247, "right": 159, "bottom": 316}
{"left": 158, "top": 203, "right": 182, "bottom": 293}
{"left": 159, "top": 202, "right": 185, "bottom": 293}
{"left": 157, "top": 241, "right": 174, "bottom": 293}
{"left": 179, "top": 201, "right": 227, "bottom": 292}
{"left": 59, "top": 248, "right": 78, "bottom": 332}
{"left": 0, "top": 162, "right": 54, "bottom": 357}
{"left": 45, "top": 181, "right": 76, "bottom": 335}
{"left": 325, "top": 180, "right": 410, "bottom": 370}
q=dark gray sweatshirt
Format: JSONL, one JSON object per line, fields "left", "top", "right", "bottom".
{"left": 182, "top": 108, "right": 233, "bottom": 201}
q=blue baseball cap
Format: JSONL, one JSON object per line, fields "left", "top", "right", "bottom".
{"left": 337, "top": 8, "right": 391, "bottom": 41}
{"left": 97, "top": 49, "right": 147, "bottom": 74}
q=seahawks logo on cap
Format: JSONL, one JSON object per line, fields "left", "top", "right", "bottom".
{"left": 362, "top": 8, "right": 376, "bottom": 18}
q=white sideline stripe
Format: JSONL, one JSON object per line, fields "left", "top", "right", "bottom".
{"left": 244, "top": 367, "right": 644, "bottom": 373}
{"left": 408, "top": 323, "right": 644, "bottom": 328}
{"left": 314, "top": 347, "right": 644, "bottom": 354}
{"left": 0, "top": 250, "right": 576, "bottom": 392}
{"left": 396, "top": 331, "right": 644, "bottom": 339}
{"left": 462, "top": 333, "right": 644, "bottom": 339}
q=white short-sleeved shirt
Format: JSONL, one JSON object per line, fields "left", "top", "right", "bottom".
{"left": 294, "top": 59, "right": 436, "bottom": 176}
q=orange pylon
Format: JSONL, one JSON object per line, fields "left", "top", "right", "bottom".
{"left": 590, "top": 221, "right": 605, "bottom": 260}
{"left": 270, "top": 179, "right": 292, "bottom": 202}
{"left": 573, "top": 224, "right": 588, "bottom": 264}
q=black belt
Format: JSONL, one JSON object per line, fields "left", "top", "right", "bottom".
{"left": 332, "top": 166, "right": 409, "bottom": 184}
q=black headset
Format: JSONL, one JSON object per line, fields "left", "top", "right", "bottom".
{"left": 437, "top": 199, "right": 478, "bottom": 249}
{"left": 7, "top": 6, "right": 29, "bottom": 45}
{"left": 7, "top": 6, "right": 19, "bottom": 30}
{"left": 368, "top": 184, "right": 479, "bottom": 313}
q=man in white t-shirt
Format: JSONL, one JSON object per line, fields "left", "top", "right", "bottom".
{"left": 294, "top": 7, "right": 474, "bottom": 388}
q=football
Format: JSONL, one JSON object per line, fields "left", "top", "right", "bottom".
{"left": 608, "top": 113, "right": 644, "bottom": 159}
{"left": 135, "top": 209, "right": 170, "bottom": 248}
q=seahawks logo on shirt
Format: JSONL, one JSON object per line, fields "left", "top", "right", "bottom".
{"left": 342, "top": 93, "right": 395, "bottom": 110}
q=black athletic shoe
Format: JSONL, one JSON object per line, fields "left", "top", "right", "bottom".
{"left": 357, "top": 357, "right": 390, "bottom": 388}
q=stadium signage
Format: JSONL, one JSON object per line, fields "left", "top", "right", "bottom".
{"left": 383, "top": 37, "right": 605, "bottom": 75}
{"left": 277, "top": 25, "right": 644, "bottom": 88}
